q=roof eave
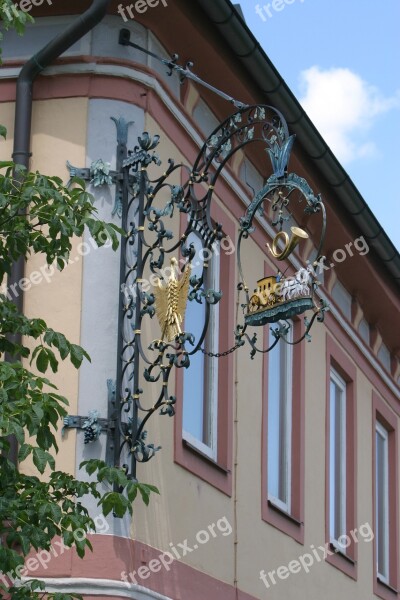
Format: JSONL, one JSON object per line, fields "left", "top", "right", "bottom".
{"left": 195, "top": 0, "right": 400, "bottom": 286}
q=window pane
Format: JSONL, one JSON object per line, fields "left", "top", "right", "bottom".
{"left": 329, "top": 372, "right": 346, "bottom": 544}
{"left": 268, "top": 325, "right": 292, "bottom": 510}
{"left": 182, "top": 233, "right": 219, "bottom": 455}
{"left": 183, "top": 233, "right": 206, "bottom": 442}
{"left": 183, "top": 298, "right": 205, "bottom": 441}
{"left": 376, "top": 425, "right": 389, "bottom": 580}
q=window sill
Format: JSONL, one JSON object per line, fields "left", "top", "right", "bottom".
{"left": 325, "top": 541, "right": 357, "bottom": 580}
{"left": 182, "top": 439, "right": 230, "bottom": 474}
{"left": 329, "top": 542, "right": 356, "bottom": 565}
{"left": 267, "top": 499, "right": 303, "bottom": 526}
{"left": 377, "top": 577, "right": 399, "bottom": 595}
{"left": 262, "top": 498, "right": 304, "bottom": 544}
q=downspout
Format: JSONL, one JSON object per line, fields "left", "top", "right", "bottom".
{"left": 7, "top": 0, "right": 112, "bottom": 464}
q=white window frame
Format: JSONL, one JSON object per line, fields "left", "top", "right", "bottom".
{"left": 267, "top": 323, "right": 293, "bottom": 514}
{"left": 329, "top": 368, "right": 347, "bottom": 548}
{"left": 375, "top": 421, "right": 390, "bottom": 584}
{"left": 182, "top": 235, "right": 220, "bottom": 461}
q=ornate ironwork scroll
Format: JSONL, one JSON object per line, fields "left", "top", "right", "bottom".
{"left": 112, "top": 104, "right": 329, "bottom": 481}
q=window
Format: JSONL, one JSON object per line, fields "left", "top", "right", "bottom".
{"left": 325, "top": 335, "right": 357, "bottom": 578}
{"left": 174, "top": 202, "right": 235, "bottom": 496}
{"left": 329, "top": 369, "right": 347, "bottom": 547}
{"left": 358, "top": 317, "right": 370, "bottom": 345}
{"left": 331, "top": 280, "right": 352, "bottom": 321}
{"left": 267, "top": 323, "right": 293, "bottom": 513}
{"left": 192, "top": 98, "right": 219, "bottom": 137}
{"left": 377, "top": 343, "right": 391, "bottom": 373}
{"left": 239, "top": 159, "right": 264, "bottom": 196}
{"left": 262, "top": 316, "right": 305, "bottom": 544}
{"left": 375, "top": 421, "right": 389, "bottom": 583}
{"left": 182, "top": 232, "right": 220, "bottom": 460}
{"left": 373, "top": 392, "right": 399, "bottom": 599}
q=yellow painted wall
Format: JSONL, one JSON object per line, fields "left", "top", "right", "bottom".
{"left": 1, "top": 98, "right": 88, "bottom": 477}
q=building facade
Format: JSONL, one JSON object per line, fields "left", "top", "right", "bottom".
{"left": 1, "top": 1, "right": 399, "bottom": 599}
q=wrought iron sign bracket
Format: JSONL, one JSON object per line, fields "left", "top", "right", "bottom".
{"left": 62, "top": 414, "right": 109, "bottom": 436}
{"left": 118, "top": 29, "right": 248, "bottom": 109}
{"left": 65, "top": 101, "right": 329, "bottom": 487}
{"left": 107, "top": 104, "right": 329, "bottom": 485}
{"left": 62, "top": 380, "right": 117, "bottom": 452}
{"left": 67, "top": 116, "right": 136, "bottom": 218}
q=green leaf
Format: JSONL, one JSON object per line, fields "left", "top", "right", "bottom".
{"left": 141, "top": 483, "right": 159, "bottom": 495}
{"left": 136, "top": 483, "right": 159, "bottom": 505}
{"left": 101, "top": 492, "right": 128, "bottom": 518}
{"left": 63, "top": 530, "right": 75, "bottom": 547}
{"left": 126, "top": 481, "right": 138, "bottom": 503}
{"left": 36, "top": 348, "right": 49, "bottom": 373}
{"left": 32, "top": 447, "right": 55, "bottom": 474}
{"left": 46, "top": 348, "right": 59, "bottom": 373}
{"left": 53, "top": 332, "right": 70, "bottom": 360}
{"left": 0, "top": 125, "right": 6, "bottom": 139}
{"left": 18, "top": 443, "right": 32, "bottom": 462}
{"left": 70, "top": 344, "right": 90, "bottom": 368}
{"left": 80, "top": 459, "right": 102, "bottom": 476}
{"left": 31, "top": 404, "right": 44, "bottom": 427}
{"left": 137, "top": 484, "right": 151, "bottom": 506}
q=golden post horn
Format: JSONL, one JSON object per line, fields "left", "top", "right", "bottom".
{"left": 270, "top": 226, "right": 309, "bottom": 260}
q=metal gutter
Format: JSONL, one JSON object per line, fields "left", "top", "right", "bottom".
{"left": 194, "top": 0, "right": 400, "bottom": 287}
{"left": 7, "top": 0, "right": 112, "bottom": 464}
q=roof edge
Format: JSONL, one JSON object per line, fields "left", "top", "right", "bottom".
{"left": 194, "top": 0, "right": 400, "bottom": 287}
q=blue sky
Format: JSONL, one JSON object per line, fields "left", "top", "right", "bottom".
{"left": 239, "top": 0, "right": 400, "bottom": 251}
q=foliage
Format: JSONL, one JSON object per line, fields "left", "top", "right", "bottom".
{"left": 0, "top": 1, "right": 34, "bottom": 37}
{"left": 0, "top": 6, "right": 159, "bottom": 598}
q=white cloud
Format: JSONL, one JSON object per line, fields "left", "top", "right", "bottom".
{"left": 298, "top": 66, "right": 400, "bottom": 164}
